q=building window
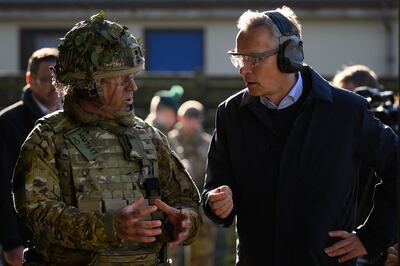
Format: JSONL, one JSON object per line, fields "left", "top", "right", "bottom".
{"left": 145, "top": 29, "right": 203, "bottom": 72}
{"left": 20, "top": 29, "right": 67, "bottom": 70}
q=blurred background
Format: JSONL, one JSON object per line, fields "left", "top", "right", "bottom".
{"left": 0, "top": 0, "right": 398, "bottom": 132}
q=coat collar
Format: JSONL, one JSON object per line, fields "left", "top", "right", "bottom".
{"left": 22, "top": 85, "right": 46, "bottom": 119}
{"left": 239, "top": 65, "right": 333, "bottom": 109}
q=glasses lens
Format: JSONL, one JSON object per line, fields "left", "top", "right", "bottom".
{"left": 229, "top": 54, "right": 243, "bottom": 69}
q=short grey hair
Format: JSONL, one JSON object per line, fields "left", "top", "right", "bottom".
{"left": 237, "top": 6, "right": 302, "bottom": 47}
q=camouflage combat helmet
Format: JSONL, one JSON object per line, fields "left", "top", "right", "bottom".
{"left": 54, "top": 11, "right": 144, "bottom": 98}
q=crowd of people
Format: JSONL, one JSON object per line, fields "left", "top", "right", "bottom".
{"left": 0, "top": 6, "right": 397, "bottom": 266}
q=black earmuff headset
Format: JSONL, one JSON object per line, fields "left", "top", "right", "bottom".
{"left": 264, "top": 11, "right": 304, "bottom": 73}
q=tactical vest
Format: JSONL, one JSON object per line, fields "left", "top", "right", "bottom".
{"left": 52, "top": 118, "right": 167, "bottom": 266}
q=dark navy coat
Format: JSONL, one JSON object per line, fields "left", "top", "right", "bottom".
{"left": 202, "top": 66, "right": 397, "bottom": 266}
{"left": 0, "top": 87, "right": 43, "bottom": 250}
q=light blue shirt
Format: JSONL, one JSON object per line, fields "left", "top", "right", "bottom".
{"left": 32, "top": 94, "right": 62, "bottom": 114}
{"left": 260, "top": 72, "right": 303, "bottom": 110}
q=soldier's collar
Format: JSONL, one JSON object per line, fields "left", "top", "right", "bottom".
{"left": 63, "top": 92, "right": 135, "bottom": 128}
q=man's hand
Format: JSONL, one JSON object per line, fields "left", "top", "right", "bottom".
{"left": 114, "top": 197, "right": 162, "bottom": 243}
{"left": 4, "top": 245, "right": 24, "bottom": 266}
{"left": 207, "top": 185, "right": 233, "bottom": 219}
{"left": 385, "top": 243, "right": 398, "bottom": 266}
{"left": 324, "top": 230, "right": 367, "bottom": 263}
{"left": 154, "top": 199, "right": 192, "bottom": 248}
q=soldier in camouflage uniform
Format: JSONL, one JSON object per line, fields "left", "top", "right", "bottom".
{"left": 12, "top": 12, "right": 201, "bottom": 266}
{"left": 168, "top": 101, "right": 216, "bottom": 266}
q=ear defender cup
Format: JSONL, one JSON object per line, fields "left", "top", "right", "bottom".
{"left": 264, "top": 11, "right": 304, "bottom": 73}
{"left": 277, "top": 36, "right": 304, "bottom": 73}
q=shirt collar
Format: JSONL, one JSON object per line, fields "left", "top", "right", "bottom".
{"left": 31, "top": 94, "right": 62, "bottom": 114}
{"left": 260, "top": 71, "right": 303, "bottom": 110}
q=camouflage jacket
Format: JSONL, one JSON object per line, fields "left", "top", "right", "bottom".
{"left": 12, "top": 94, "right": 201, "bottom": 265}
{"left": 168, "top": 128, "right": 211, "bottom": 191}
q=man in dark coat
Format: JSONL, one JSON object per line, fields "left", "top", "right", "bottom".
{"left": 0, "top": 47, "right": 60, "bottom": 266}
{"left": 202, "top": 6, "right": 397, "bottom": 266}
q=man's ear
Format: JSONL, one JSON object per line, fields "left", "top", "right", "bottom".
{"left": 177, "top": 115, "right": 185, "bottom": 122}
{"left": 26, "top": 71, "right": 32, "bottom": 86}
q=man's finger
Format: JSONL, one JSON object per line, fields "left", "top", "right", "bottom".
{"left": 218, "top": 185, "right": 232, "bottom": 194}
{"left": 136, "top": 220, "right": 162, "bottom": 229}
{"left": 214, "top": 198, "right": 232, "bottom": 214}
{"left": 325, "top": 238, "right": 352, "bottom": 254}
{"left": 154, "top": 199, "right": 176, "bottom": 215}
{"left": 326, "top": 244, "right": 352, "bottom": 257}
{"left": 328, "top": 230, "right": 349, "bottom": 238}
{"left": 180, "top": 208, "right": 190, "bottom": 219}
{"left": 325, "top": 236, "right": 354, "bottom": 254}
{"left": 134, "top": 205, "right": 158, "bottom": 217}
{"left": 127, "top": 196, "right": 145, "bottom": 210}
{"left": 133, "top": 227, "right": 162, "bottom": 237}
{"left": 338, "top": 250, "right": 358, "bottom": 263}
{"left": 211, "top": 197, "right": 229, "bottom": 210}
{"left": 169, "top": 232, "right": 187, "bottom": 247}
{"left": 215, "top": 201, "right": 233, "bottom": 218}
{"left": 208, "top": 191, "right": 228, "bottom": 202}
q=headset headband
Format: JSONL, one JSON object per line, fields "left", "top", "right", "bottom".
{"left": 264, "top": 11, "right": 295, "bottom": 37}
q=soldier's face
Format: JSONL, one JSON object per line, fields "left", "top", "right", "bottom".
{"left": 156, "top": 107, "right": 177, "bottom": 131}
{"left": 101, "top": 74, "right": 137, "bottom": 112}
{"left": 29, "top": 60, "right": 60, "bottom": 109}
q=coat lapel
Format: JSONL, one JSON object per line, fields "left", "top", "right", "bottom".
{"left": 240, "top": 89, "right": 278, "bottom": 138}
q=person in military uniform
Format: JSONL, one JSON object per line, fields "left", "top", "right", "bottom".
{"left": 12, "top": 12, "right": 201, "bottom": 266}
{"left": 145, "top": 85, "right": 184, "bottom": 135}
{"left": 168, "top": 100, "right": 216, "bottom": 266}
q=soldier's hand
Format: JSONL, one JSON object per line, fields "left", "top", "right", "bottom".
{"left": 3, "top": 245, "right": 24, "bottom": 266}
{"left": 324, "top": 230, "right": 367, "bottom": 263}
{"left": 154, "top": 199, "right": 192, "bottom": 248}
{"left": 114, "top": 197, "right": 162, "bottom": 243}
{"left": 207, "top": 185, "right": 233, "bottom": 219}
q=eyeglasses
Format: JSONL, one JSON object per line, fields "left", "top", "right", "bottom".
{"left": 101, "top": 74, "right": 136, "bottom": 87}
{"left": 228, "top": 48, "right": 279, "bottom": 69}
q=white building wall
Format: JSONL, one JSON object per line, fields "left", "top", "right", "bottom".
{"left": 204, "top": 22, "right": 237, "bottom": 76}
{"left": 0, "top": 14, "right": 398, "bottom": 78}
{"left": 0, "top": 25, "right": 19, "bottom": 72}
{"left": 302, "top": 19, "right": 398, "bottom": 78}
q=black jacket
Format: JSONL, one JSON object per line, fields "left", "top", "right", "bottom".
{"left": 0, "top": 87, "right": 44, "bottom": 251}
{"left": 202, "top": 66, "right": 397, "bottom": 266}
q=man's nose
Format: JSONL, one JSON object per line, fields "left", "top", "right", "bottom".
{"left": 126, "top": 79, "right": 138, "bottom": 92}
{"left": 239, "top": 62, "right": 252, "bottom": 76}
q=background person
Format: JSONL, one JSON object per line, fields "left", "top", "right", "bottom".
{"left": 168, "top": 100, "right": 216, "bottom": 266}
{"left": 0, "top": 47, "right": 60, "bottom": 266}
{"left": 145, "top": 85, "right": 184, "bottom": 135}
{"left": 332, "top": 64, "right": 380, "bottom": 91}
{"left": 332, "top": 64, "right": 398, "bottom": 266}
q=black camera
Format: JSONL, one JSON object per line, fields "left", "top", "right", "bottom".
{"left": 354, "top": 86, "right": 398, "bottom": 133}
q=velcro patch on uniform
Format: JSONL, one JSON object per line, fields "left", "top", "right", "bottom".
{"left": 65, "top": 128, "right": 100, "bottom": 161}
